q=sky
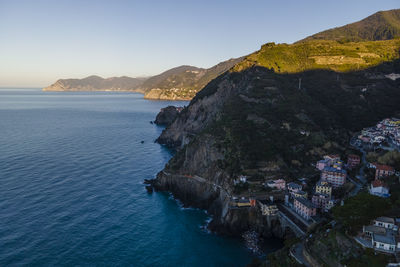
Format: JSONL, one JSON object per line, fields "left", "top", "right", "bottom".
{"left": 0, "top": 0, "right": 399, "bottom": 87}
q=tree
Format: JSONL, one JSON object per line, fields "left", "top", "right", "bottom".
{"left": 332, "top": 193, "right": 390, "bottom": 234}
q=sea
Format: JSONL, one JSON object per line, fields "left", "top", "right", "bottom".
{"left": 0, "top": 89, "right": 282, "bottom": 266}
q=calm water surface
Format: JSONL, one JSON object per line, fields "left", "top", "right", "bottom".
{"left": 0, "top": 89, "right": 281, "bottom": 266}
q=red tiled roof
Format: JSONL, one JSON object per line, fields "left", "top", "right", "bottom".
{"left": 372, "top": 179, "right": 388, "bottom": 188}
{"left": 376, "top": 164, "right": 394, "bottom": 172}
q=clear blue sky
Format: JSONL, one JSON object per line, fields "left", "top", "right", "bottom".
{"left": 0, "top": 0, "right": 398, "bottom": 87}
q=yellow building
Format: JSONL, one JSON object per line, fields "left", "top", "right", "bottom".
{"left": 293, "top": 190, "right": 308, "bottom": 199}
{"left": 315, "top": 180, "right": 332, "bottom": 196}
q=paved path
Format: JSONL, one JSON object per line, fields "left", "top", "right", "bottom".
{"left": 290, "top": 242, "right": 311, "bottom": 267}
{"left": 162, "top": 171, "right": 232, "bottom": 198}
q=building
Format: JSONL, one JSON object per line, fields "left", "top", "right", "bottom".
{"left": 293, "top": 190, "right": 308, "bottom": 199}
{"left": 324, "top": 154, "right": 340, "bottom": 164}
{"left": 372, "top": 231, "right": 398, "bottom": 252}
{"left": 321, "top": 166, "right": 347, "bottom": 188}
{"left": 374, "top": 217, "right": 398, "bottom": 231}
{"left": 316, "top": 159, "right": 329, "bottom": 171}
{"left": 363, "top": 225, "right": 387, "bottom": 238}
{"left": 258, "top": 200, "right": 278, "bottom": 216}
{"left": 375, "top": 164, "right": 395, "bottom": 179}
{"left": 369, "top": 180, "right": 390, "bottom": 198}
{"left": 294, "top": 197, "right": 316, "bottom": 220}
{"left": 312, "top": 193, "right": 330, "bottom": 210}
{"left": 315, "top": 180, "right": 332, "bottom": 196}
{"left": 347, "top": 154, "right": 360, "bottom": 169}
{"left": 362, "top": 217, "right": 400, "bottom": 253}
{"left": 287, "top": 182, "right": 302, "bottom": 194}
{"left": 237, "top": 197, "right": 251, "bottom": 207}
{"left": 265, "top": 179, "right": 286, "bottom": 190}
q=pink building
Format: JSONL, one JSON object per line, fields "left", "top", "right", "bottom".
{"left": 321, "top": 167, "right": 347, "bottom": 188}
{"left": 316, "top": 159, "right": 329, "bottom": 171}
{"left": 266, "top": 179, "right": 286, "bottom": 190}
{"left": 347, "top": 154, "right": 360, "bottom": 169}
{"left": 294, "top": 197, "right": 316, "bottom": 220}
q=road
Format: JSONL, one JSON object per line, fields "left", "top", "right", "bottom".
{"left": 290, "top": 242, "right": 311, "bottom": 267}
{"left": 348, "top": 141, "right": 368, "bottom": 197}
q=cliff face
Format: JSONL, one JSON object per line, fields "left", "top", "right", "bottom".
{"left": 43, "top": 75, "right": 147, "bottom": 92}
{"left": 153, "top": 57, "right": 400, "bottom": 237}
{"left": 154, "top": 106, "right": 182, "bottom": 126}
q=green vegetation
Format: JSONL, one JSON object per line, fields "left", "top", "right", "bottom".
{"left": 300, "top": 9, "right": 400, "bottom": 42}
{"left": 332, "top": 193, "right": 390, "bottom": 234}
{"left": 234, "top": 39, "right": 400, "bottom": 73}
{"left": 344, "top": 248, "right": 391, "bottom": 267}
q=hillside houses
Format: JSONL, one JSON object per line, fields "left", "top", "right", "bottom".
{"left": 321, "top": 166, "right": 347, "bottom": 188}
{"left": 359, "top": 216, "right": 400, "bottom": 254}
{"left": 375, "top": 164, "right": 395, "bottom": 179}
{"left": 315, "top": 155, "right": 347, "bottom": 188}
{"left": 294, "top": 197, "right": 316, "bottom": 220}
{"left": 357, "top": 117, "right": 400, "bottom": 150}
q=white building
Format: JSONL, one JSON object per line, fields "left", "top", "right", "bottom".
{"left": 374, "top": 217, "right": 398, "bottom": 231}
{"left": 369, "top": 180, "right": 390, "bottom": 198}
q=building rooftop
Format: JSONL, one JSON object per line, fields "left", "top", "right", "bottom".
{"left": 295, "top": 197, "right": 315, "bottom": 209}
{"left": 316, "top": 180, "right": 331, "bottom": 187}
{"left": 323, "top": 166, "right": 347, "bottom": 174}
{"left": 373, "top": 231, "right": 396, "bottom": 245}
{"left": 287, "top": 182, "right": 302, "bottom": 189}
{"left": 371, "top": 180, "right": 388, "bottom": 188}
{"left": 364, "top": 225, "right": 386, "bottom": 235}
{"left": 376, "top": 164, "right": 395, "bottom": 172}
{"left": 375, "top": 216, "right": 395, "bottom": 224}
{"left": 313, "top": 193, "right": 330, "bottom": 199}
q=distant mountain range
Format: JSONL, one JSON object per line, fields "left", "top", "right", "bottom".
{"left": 43, "top": 75, "right": 147, "bottom": 92}
{"left": 45, "top": 9, "right": 400, "bottom": 101}
{"left": 43, "top": 57, "right": 243, "bottom": 100}
{"left": 299, "top": 9, "right": 400, "bottom": 42}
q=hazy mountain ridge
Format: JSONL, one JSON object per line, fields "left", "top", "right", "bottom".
{"left": 43, "top": 75, "right": 148, "bottom": 92}
{"left": 141, "top": 58, "right": 244, "bottom": 100}
{"left": 43, "top": 58, "right": 243, "bottom": 99}
{"left": 299, "top": 9, "right": 400, "bottom": 42}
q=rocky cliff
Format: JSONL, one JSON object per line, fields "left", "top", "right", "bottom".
{"left": 154, "top": 106, "right": 182, "bottom": 126}
{"left": 152, "top": 40, "right": 400, "bottom": 238}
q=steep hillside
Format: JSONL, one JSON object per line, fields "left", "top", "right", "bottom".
{"left": 153, "top": 38, "right": 400, "bottom": 235}
{"left": 300, "top": 9, "right": 400, "bottom": 42}
{"left": 43, "top": 75, "right": 147, "bottom": 92}
{"left": 141, "top": 58, "right": 243, "bottom": 100}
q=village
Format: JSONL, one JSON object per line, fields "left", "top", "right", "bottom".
{"left": 229, "top": 118, "right": 400, "bottom": 261}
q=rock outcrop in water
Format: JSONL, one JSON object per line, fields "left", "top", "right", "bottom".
{"left": 154, "top": 106, "right": 182, "bottom": 126}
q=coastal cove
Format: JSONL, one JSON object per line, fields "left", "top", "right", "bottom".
{"left": 0, "top": 89, "right": 282, "bottom": 266}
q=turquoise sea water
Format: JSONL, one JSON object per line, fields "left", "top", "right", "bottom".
{"left": 0, "top": 89, "right": 281, "bottom": 266}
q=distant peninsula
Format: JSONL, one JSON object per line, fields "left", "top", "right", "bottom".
{"left": 43, "top": 57, "right": 243, "bottom": 100}
{"left": 43, "top": 75, "right": 147, "bottom": 92}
